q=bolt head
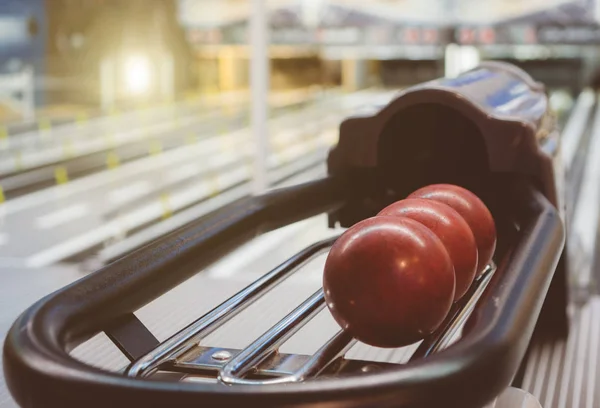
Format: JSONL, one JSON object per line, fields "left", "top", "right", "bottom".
{"left": 211, "top": 350, "right": 233, "bottom": 362}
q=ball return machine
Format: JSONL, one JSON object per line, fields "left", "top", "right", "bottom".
{"left": 3, "top": 62, "right": 568, "bottom": 407}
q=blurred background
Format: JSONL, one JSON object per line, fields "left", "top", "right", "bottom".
{"left": 0, "top": 0, "right": 593, "bottom": 249}
{"left": 1, "top": 0, "right": 594, "bottom": 122}
{"left": 1, "top": 1, "right": 600, "bottom": 406}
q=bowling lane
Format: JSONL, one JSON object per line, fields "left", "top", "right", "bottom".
{"left": 0, "top": 90, "right": 260, "bottom": 137}
{"left": 0, "top": 89, "right": 397, "bottom": 268}
{"left": 93, "top": 149, "right": 330, "bottom": 266}
{"left": 0, "top": 91, "right": 239, "bottom": 151}
{"left": 0, "top": 89, "right": 328, "bottom": 189}
{"left": 0, "top": 91, "right": 334, "bottom": 199}
{"left": 520, "top": 296, "right": 600, "bottom": 408}
{"left": 1, "top": 88, "right": 290, "bottom": 148}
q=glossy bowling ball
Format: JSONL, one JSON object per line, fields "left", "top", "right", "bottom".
{"left": 323, "top": 216, "right": 455, "bottom": 348}
{"left": 409, "top": 184, "right": 496, "bottom": 276}
{"left": 378, "top": 198, "right": 478, "bottom": 301}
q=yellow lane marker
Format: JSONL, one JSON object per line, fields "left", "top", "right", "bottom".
{"left": 38, "top": 118, "right": 51, "bottom": 132}
{"left": 218, "top": 121, "right": 229, "bottom": 136}
{"left": 63, "top": 140, "right": 75, "bottom": 159}
{"left": 149, "top": 140, "right": 163, "bottom": 156}
{"left": 14, "top": 151, "right": 23, "bottom": 171}
{"left": 0, "top": 185, "right": 5, "bottom": 203}
{"left": 76, "top": 112, "right": 88, "bottom": 126}
{"left": 207, "top": 172, "right": 220, "bottom": 198}
{"left": 54, "top": 166, "right": 69, "bottom": 185}
{"left": 139, "top": 103, "right": 151, "bottom": 123}
{"left": 106, "top": 151, "right": 120, "bottom": 169}
{"left": 185, "top": 133, "right": 197, "bottom": 145}
{"left": 160, "top": 193, "right": 172, "bottom": 219}
{"left": 0, "top": 127, "right": 7, "bottom": 150}
{"left": 104, "top": 133, "right": 116, "bottom": 148}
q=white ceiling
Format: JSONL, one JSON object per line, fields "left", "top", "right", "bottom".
{"left": 177, "top": 0, "right": 591, "bottom": 27}
{"left": 454, "top": 0, "right": 578, "bottom": 23}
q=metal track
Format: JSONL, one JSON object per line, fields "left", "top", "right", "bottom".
{"left": 523, "top": 297, "right": 600, "bottom": 408}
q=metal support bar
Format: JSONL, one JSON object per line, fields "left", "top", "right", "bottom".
{"left": 218, "top": 291, "right": 356, "bottom": 385}
{"left": 218, "top": 290, "right": 326, "bottom": 384}
{"left": 105, "top": 313, "right": 160, "bottom": 361}
{"left": 126, "top": 236, "right": 337, "bottom": 378}
{"left": 175, "top": 344, "right": 395, "bottom": 380}
{"left": 293, "top": 330, "right": 356, "bottom": 380}
{"left": 410, "top": 263, "right": 496, "bottom": 360}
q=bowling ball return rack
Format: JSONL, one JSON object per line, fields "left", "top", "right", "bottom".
{"left": 3, "top": 62, "right": 568, "bottom": 408}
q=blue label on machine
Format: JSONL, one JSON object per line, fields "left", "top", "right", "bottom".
{"left": 439, "top": 69, "right": 497, "bottom": 87}
{"left": 434, "top": 66, "right": 547, "bottom": 123}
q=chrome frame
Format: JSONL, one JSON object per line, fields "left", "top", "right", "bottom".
{"left": 126, "top": 236, "right": 497, "bottom": 384}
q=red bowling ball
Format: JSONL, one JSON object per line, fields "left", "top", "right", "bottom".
{"left": 378, "top": 198, "right": 478, "bottom": 301}
{"left": 409, "top": 184, "right": 496, "bottom": 276}
{"left": 323, "top": 216, "right": 455, "bottom": 348}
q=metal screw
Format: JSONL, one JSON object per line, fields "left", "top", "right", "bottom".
{"left": 211, "top": 350, "right": 233, "bottom": 362}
